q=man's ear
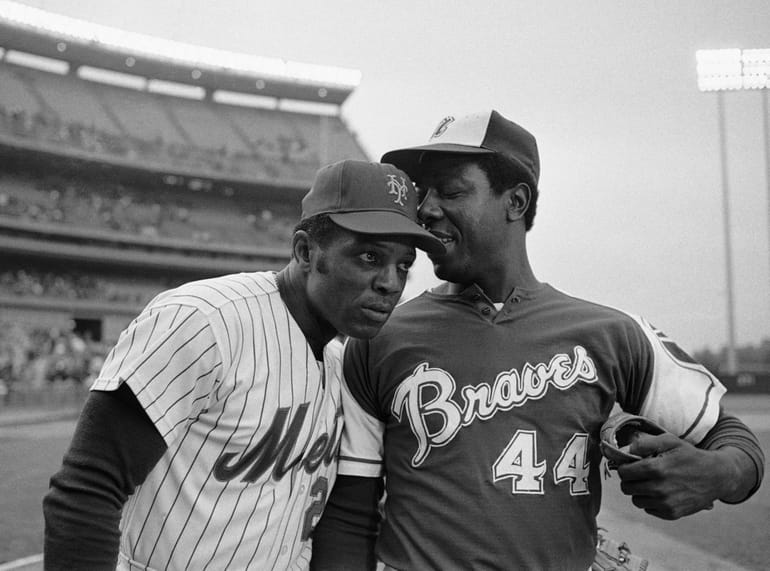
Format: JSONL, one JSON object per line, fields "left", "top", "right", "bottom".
{"left": 292, "top": 230, "right": 313, "bottom": 270}
{"left": 505, "top": 183, "right": 531, "bottom": 223}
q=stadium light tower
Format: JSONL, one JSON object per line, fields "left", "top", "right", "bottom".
{"left": 696, "top": 48, "right": 770, "bottom": 375}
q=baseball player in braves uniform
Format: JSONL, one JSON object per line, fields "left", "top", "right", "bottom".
{"left": 311, "top": 111, "right": 765, "bottom": 570}
{"left": 43, "top": 160, "right": 443, "bottom": 570}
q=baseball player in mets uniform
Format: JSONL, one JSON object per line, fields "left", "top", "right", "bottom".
{"left": 43, "top": 160, "right": 443, "bottom": 570}
{"left": 311, "top": 112, "right": 765, "bottom": 570}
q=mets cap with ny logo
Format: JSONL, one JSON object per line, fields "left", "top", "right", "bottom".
{"left": 381, "top": 110, "right": 540, "bottom": 187}
{"left": 301, "top": 159, "right": 444, "bottom": 255}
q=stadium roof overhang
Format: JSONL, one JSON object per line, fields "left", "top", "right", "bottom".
{"left": 0, "top": 5, "right": 359, "bottom": 105}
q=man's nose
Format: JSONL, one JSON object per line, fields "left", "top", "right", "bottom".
{"left": 373, "top": 264, "right": 403, "bottom": 295}
{"left": 418, "top": 188, "right": 442, "bottom": 222}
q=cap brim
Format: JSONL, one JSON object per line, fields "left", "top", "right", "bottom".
{"left": 382, "top": 143, "right": 494, "bottom": 180}
{"left": 329, "top": 211, "right": 445, "bottom": 255}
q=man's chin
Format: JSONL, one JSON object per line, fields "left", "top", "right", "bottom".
{"left": 431, "top": 261, "right": 455, "bottom": 282}
{"left": 342, "top": 321, "right": 387, "bottom": 340}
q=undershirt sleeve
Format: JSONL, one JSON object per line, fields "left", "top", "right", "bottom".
{"left": 43, "top": 384, "right": 167, "bottom": 570}
{"left": 310, "top": 475, "right": 384, "bottom": 571}
{"left": 698, "top": 407, "right": 765, "bottom": 503}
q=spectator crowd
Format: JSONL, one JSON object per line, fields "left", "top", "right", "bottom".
{"left": 0, "top": 268, "right": 161, "bottom": 306}
{"left": 0, "top": 171, "right": 296, "bottom": 248}
{"left": 0, "top": 65, "right": 332, "bottom": 408}
{"left": 0, "top": 101, "right": 319, "bottom": 182}
{"left": 0, "top": 321, "right": 107, "bottom": 404}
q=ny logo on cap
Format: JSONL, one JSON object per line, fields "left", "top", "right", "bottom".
{"left": 386, "top": 174, "right": 409, "bottom": 206}
{"left": 430, "top": 116, "right": 455, "bottom": 139}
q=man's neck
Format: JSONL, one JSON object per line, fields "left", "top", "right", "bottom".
{"left": 464, "top": 234, "right": 537, "bottom": 301}
{"left": 276, "top": 264, "right": 335, "bottom": 360}
{"left": 461, "top": 255, "right": 540, "bottom": 302}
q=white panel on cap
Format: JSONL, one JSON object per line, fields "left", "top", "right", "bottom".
{"left": 430, "top": 110, "right": 492, "bottom": 146}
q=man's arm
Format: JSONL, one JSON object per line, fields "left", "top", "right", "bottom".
{"left": 615, "top": 408, "right": 764, "bottom": 519}
{"left": 43, "top": 384, "right": 167, "bottom": 570}
{"left": 311, "top": 336, "right": 386, "bottom": 570}
{"left": 696, "top": 410, "right": 765, "bottom": 502}
{"left": 310, "top": 474, "right": 384, "bottom": 571}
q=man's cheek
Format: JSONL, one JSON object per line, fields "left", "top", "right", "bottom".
{"left": 315, "top": 254, "right": 329, "bottom": 274}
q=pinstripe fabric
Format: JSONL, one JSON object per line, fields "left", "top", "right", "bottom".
{"left": 92, "top": 271, "right": 344, "bottom": 571}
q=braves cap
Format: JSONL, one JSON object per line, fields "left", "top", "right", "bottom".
{"left": 381, "top": 110, "right": 540, "bottom": 186}
{"left": 301, "top": 159, "right": 444, "bottom": 254}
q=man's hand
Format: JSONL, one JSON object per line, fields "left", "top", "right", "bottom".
{"left": 616, "top": 433, "right": 740, "bottom": 520}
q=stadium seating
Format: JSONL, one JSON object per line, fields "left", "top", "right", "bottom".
{"left": 27, "top": 66, "right": 123, "bottom": 137}
{"left": 0, "top": 266, "right": 174, "bottom": 306}
{"left": 97, "top": 83, "right": 188, "bottom": 146}
{"left": 0, "top": 60, "right": 367, "bottom": 183}
{"left": 0, "top": 34, "right": 368, "bottom": 399}
{"left": 0, "top": 170, "right": 297, "bottom": 247}
{"left": 0, "top": 319, "right": 109, "bottom": 391}
{"left": 170, "top": 97, "right": 251, "bottom": 154}
{"left": 0, "top": 64, "right": 41, "bottom": 116}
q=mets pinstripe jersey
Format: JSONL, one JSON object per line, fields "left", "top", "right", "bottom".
{"left": 338, "top": 282, "right": 725, "bottom": 570}
{"left": 91, "top": 271, "right": 344, "bottom": 571}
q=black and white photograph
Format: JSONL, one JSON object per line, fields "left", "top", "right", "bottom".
{"left": 0, "top": 1, "right": 767, "bottom": 569}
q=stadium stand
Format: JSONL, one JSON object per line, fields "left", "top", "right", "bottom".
{"left": 97, "top": 81, "right": 188, "bottom": 145}
{"left": 0, "top": 6, "right": 369, "bottom": 395}
{"left": 0, "top": 60, "right": 367, "bottom": 182}
{"left": 0, "top": 63, "right": 42, "bottom": 116}
{"left": 28, "top": 65, "right": 123, "bottom": 137}
{"left": 0, "top": 167, "right": 298, "bottom": 246}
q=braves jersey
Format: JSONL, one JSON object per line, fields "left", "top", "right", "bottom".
{"left": 91, "top": 271, "right": 344, "bottom": 571}
{"left": 338, "top": 283, "right": 725, "bottom": 570}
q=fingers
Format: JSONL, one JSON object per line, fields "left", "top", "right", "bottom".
{"left": 610, "top": 433, "right": 723, "bottom": 520}
{"left": 628, "top": 488, "right": 683, "bottom": 519}
{"left": 616, "top": 453, "right": 666, "bottom": 481}
{"left": 627, "top": 432, "right": 681, "bottom": 458}
{"left": 628, "top": 492, "right": 715, "bottom": 520}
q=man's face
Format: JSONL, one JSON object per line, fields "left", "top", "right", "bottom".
{"left": 306, "top": 230, "right": 416, "bottom": 339}
{"left": 416, "top": 156, "right": 508, "bottom": 285}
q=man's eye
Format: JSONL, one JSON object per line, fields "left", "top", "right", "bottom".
{"left": 360, "top": 252, "right": 378, "bottom": 264}
{"left": 398, "top": 261, "right": 413, "bottom": 273}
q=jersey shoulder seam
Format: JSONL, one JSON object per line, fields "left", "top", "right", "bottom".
{"left": 153, "top": 272, "right": 280, "bottom": 318}
{"left": 547, "top": 284, "right": 644, "bottom": 325}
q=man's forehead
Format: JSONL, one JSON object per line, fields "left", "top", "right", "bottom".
{"left": 416, "top": 155, "right": 484, "bottom": 185}
{"left": 341, "top": 231, "right": 417, "bottom": 252}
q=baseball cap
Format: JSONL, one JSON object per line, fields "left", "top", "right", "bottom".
{"left": 301, "top": 159, "right": 444, "bottom": 254}
{"left": 381, "top": 110, "right": 540, "bottom": 186}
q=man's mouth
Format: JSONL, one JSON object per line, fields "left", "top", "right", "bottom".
{"left": 361, "top": 304, "right": 394, "bottom": 322}
{"left": 428, "top": 230, "right": 454, "bottom": 247}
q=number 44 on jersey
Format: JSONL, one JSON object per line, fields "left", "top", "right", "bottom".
{"left": 493, "top": 431, "right": 591, "bottom": 495}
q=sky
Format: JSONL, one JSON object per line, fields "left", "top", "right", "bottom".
{"left": 8, "top": 0, "right": 770, "bottom": 354}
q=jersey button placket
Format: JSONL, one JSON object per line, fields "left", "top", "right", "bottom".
{"left": 506, "top": 297, "right": 520, "bottom": 315}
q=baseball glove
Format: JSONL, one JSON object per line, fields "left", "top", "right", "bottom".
{"left": 592, "top": 530, "right": 649, "bottom": 571}
{"left": 599, "top": 412, "right": 666, "bottom": 469}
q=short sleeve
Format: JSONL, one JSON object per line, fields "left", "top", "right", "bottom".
{"left": 92, "top": 302, "right": 224, "bottom": 446}
{"left": 630, "top": 315, "right": 726, "bottom": 443}
{"left": 337, "top": 338, "right": 385, "bottom": 477}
